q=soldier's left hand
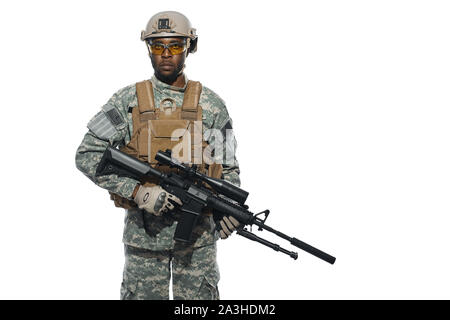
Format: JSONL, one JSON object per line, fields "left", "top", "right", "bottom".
{"left": 217, "top": 216, "right": 240, "bottom": 239}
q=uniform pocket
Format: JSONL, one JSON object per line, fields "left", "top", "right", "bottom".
{"left": 120, "top": 271, "right": 138, "bottom": 300}
{"left": 197, "top": 272, "right": 220, "bottom": 300}
{"left": 148, "top": 120, "right": 192, "bottom": 163}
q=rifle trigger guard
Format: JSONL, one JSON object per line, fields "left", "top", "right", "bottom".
{"left": 255, "top": 209, "right": 270, "bottom": 231}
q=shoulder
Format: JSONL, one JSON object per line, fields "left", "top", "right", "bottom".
{"left": 110, "top": 83, "right": 138, "bottom": 110}
{"left": 115, "top": 82, "right": 137, "bottom": 98}
{"left": 200, "top": 85, "right": 227, "bottom": 111}
{"left": 86, "top": 82, "right": 138, "bottom": 142}
{"left": 199, "top": 84, "right": 231, "bottom": 129}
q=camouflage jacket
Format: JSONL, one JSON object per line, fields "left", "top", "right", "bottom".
{"left": 75, "top": 74, "right": 241, "bottom": 250}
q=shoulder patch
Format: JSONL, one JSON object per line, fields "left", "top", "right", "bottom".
{"left": 87, "top": 104, "right": 126, "bottom": 141}
{"left": 223, "top": 120, "right": 233, "bottom": 130}
{"left": 87, "top": 111, "right": 117, "bottom": 141}
{"left": 102, "top": 104, "right": 125, "bottom": 127}
{"left": 220, "top": 119, "right": 233, "bottom": 136}
{"left": 105, "top": 108, "right": 123, "bottom": 126}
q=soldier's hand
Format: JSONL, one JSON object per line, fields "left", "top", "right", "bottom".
{"left": 217, "top": 216, "right": 240, "bottom": 239}
{"left": 134, "top": 185, "right": 182, "bottom": 216}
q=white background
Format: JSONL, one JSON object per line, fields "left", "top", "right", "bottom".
{"left": 0, "top": 0, "right": 449, "bottom": 299}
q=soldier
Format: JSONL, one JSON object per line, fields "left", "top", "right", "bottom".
{"left": 75, "top": 11, "right": 241, "bottom": 300}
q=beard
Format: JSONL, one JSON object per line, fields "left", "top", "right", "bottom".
{"left": 151, "top": 59, "right": 185, "bottom": 85}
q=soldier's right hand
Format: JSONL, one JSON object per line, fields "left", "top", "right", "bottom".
{"left": 134, "top": 185, "right": 182, "bottom": 216}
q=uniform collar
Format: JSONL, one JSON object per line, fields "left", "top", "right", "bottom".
{"left": 150, "top": 74, "right": 189, "bottom": 92}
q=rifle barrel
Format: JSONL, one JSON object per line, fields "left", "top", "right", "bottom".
{"left": 254, "top": 220, "right": 336, "bottom": 264}
{"left": 237, "top": 228, "right": 298, "bottom": 260}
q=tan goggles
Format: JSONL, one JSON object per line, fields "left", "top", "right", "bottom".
{"left": 147, "top": 41, "right": 187, "bottom": 55}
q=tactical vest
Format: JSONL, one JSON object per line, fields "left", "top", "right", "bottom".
{"left": 110, "top": 79, "right": 223, "bottom": 209}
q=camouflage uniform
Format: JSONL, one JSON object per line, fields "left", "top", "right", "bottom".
{"left": 75, "top": 74, "right": 240, "bottom": 300}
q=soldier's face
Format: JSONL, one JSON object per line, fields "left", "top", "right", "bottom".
{"left": 148, "top": 37, "right": 188, "bottom": 83}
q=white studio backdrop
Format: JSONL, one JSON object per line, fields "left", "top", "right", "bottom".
{"left": 0, "top": 0, "right": 449, "bottom": 299}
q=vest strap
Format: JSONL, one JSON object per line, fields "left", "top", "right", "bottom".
{"left": 182, "top": 81, "right": 202, "bottom": 112}
{"left": 136, "top": 80, "right": 156, "bottom": 113}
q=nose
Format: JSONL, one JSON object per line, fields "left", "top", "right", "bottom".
{"left": 161, "top": 46, "right": 172, "bottom": 58}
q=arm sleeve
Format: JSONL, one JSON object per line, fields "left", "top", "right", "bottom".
{"left": 75, "top": 92, "right": 139, "bottom": 199}
{"left": 212, "top": 107, "right": 241, "bottom": 188}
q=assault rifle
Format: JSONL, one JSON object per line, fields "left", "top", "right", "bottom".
{"left": 96, "top": 146, "right": 336, "bottom": 264}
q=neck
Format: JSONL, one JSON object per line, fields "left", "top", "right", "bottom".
{"left": 156, "top": 72, "right": 186, "bottom": 88}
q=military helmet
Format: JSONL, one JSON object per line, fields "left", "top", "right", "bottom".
{"left": 141, "top": 11, "right": 198, "bottom": 53}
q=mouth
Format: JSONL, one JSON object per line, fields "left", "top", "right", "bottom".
{"left": 159, "top": 63, "right": 174, "bottom": 70}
